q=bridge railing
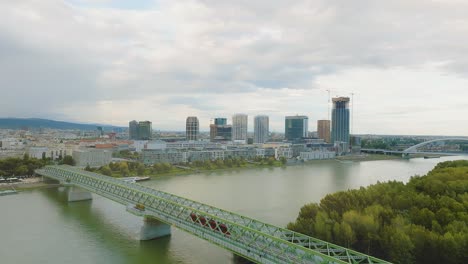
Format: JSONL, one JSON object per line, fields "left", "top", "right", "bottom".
{"left": 36, "top": 165, "right": 391, "bottom": 264}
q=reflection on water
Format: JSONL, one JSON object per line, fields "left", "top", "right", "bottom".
{"left": 0, "top": 156, "right": 466, "bottom": 264}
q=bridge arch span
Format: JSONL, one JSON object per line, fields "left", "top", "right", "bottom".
{"left": 404, "top": 138, "right": 468, "bottom": 153}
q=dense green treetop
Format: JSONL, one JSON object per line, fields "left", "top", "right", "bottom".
{"left": 287, "top": 160, "right": 468, "bottom": 264}
{"left": 0, "top": 155, "right": 52, "bottom": 177}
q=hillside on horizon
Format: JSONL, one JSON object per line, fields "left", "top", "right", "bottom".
{"left": 0, "top": 118, "right": 124, "bottom": 131}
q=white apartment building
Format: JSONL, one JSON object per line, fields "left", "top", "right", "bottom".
{"left": 232, "top": 114, "right": 248, "bottom": 143}
{"left": 73, "top": 149, "right": 112, "bottom": 168}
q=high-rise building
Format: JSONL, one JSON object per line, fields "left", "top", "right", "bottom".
{"left": 129, "top": 120, "right": 139, "bottom": 140}
{"left": 214, "top": 118, "right": 227, "bottom": 125}
{"left": 285, "top": 116, "right": 308, "bottom": 141}
{"left": 186, "top": 116, "right": 199, "bottom": 141}
{"left": 254, "top": 115, "right": 269, "bottom": 143}
{"left": 96, "top": 126, "right": 104, "bottom": 137}
{"left": 210, "top": 118, "right": 232, "bottom": 142}
{"left": 232, "top": 114, "right": 248, "bottom": 142}
{"left": 138, "top": 121, "right": 152, "bottom": 140}
{"left": 129, "top": 120, "right": 152, "bottom": 140}
{"left": 317, "top": 120, "right": 331, "bottom": 143}
{"left": 331, "top": 97, "right": 350, "bottom": 145}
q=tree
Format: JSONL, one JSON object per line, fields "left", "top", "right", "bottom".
{"left": 287, "top": 160, "right": 468, "bottom": 264}
{"left": 161, "top": 163, "right": 172, "bottom": 172}
{"left": 100, "top": 165, "right": 112, "bottom": 176}
{"left": 267, "top": 157, "right": 275, "bottom": 166}
{"left": 62, "top": 155, "right": 75, "bottom": 166}
{"left": 225, "top": 159, "right": 233, "bottom": 167}
{"left": 152, "top": 163, "right": 162, "bottom": 173}
{"left": 215, "top": 159, "right": 224, "bottom": 168}
{"left": 280, "top": 156, "right": 287, "bottom": 165}
{"left": 109, "top": 162, "right": 119, "bottom": 171}
{"left": 14, "top": 165, "right": 28, "bottom": 176}
{"left": 136, "top": 163, "right": 146, "bottom": 175}
{"left": 384, "top": 227, "right": 415, "bottom": 264}
{"left": 119, "top": 162, "right": 130, "bottom": 176}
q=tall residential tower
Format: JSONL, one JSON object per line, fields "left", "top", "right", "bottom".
{"left": 186, "top": 116, "right": 199, "bottom": 141}
{"left": 331, "top": 97, "right": 350, "bottom": 145}
{"left": 129, "top": 120, "right": 138, "bottom": 140}
{"left": 317, "top": 120, "right": 331, "bottom": 143}
{"left": 254, "top": 115, "right": 269, "bottom": 143}
{"left": 232, "top": 114, "right": 248, "bottom": 142}
{"left": 138, "top": 121, "right": 152, "bottom": 140}
{"left": 129, "top": 120, "right": 152, "bottom": 140}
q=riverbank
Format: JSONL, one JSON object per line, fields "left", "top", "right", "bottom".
{"left": 0, "top": 177, "right": 59, "bottom": 191}
{"left": 146, "top": 162, "right": 288, "bottom": 178}
{"left": 146, "top": 154, "right": 414, "bottom": 178}
{"left": 0, "top": 154, "right": 418, "bottom": 191}
{"left": 335, "top": 153, "right": 402, "bottom": 162}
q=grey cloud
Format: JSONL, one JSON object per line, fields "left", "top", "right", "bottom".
{"left": 165, "top": 96, "right": 222, "bottom": 111}
{"left": 0, "top": 32, "right": 103, "bottom": 114}
{"left": 1, "top": 0, "right": 468, "bottom": 133}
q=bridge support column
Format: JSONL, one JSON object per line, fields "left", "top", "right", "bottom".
{"left": 42, "top": 176, "right": 60, "bottom": 184}
{"left": 67, "top": 186, "right": 92, "bottom": 202}
{"left": 139, "top": 217, "right": 171, "bottom": 240}
{"left": 233, "top": 254, "right": 255, "bottom": 264}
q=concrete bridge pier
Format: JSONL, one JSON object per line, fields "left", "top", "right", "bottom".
{"left": 233, "top": 254, "right": 255, "bottom": 264}
{"left": 139, "top": 217, "right": 171, "bottom": 240}
{"left": 67, "top": 186, "right": 93, "bottom": 202}
{"left": 41, "top": 176, "right": 60, "bottom": 184}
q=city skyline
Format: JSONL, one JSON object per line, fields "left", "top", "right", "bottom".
{"left": 1, "top": 1, "right": 468, "bottom": 135}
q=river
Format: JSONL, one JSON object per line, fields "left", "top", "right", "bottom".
{"left": 0, "top": 156, "right": 466, "bottom": 264}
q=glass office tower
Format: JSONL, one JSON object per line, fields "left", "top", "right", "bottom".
{"left": 331, "top": 97, "right": 350, "bottom": 144}
{"left": 285, "top": 116, "right": 308, "bottom": 141}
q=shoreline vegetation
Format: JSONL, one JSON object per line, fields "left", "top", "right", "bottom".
{"left": 335, "top": 153, "right": 402, "bottom": 161}
{"left": 87, "top": 153, "right": 412, "bottom": 178}
{"left": 84, "top": 156, "right": 288, "bottom": 178}
{"left": 0, "top": 153, "right": 438, "bottom": 191}
{"left": 287, "top": 160, "right": 468, "bottom": 264}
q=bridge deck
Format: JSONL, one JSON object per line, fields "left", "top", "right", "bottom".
{"left": 36, "top": 165, "right": 391, "bottom": 264}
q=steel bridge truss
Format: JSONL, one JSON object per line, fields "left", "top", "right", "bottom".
{"left": 36, "top": 165, "right": 390, "bottom": 264}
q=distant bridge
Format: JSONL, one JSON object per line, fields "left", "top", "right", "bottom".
{"left": 402, "top": 138, "right": 468, "bottom": 153}
{"left": 36, "top": 165, "right": 390, "bottom": 264}
{"left": 362, "top": 137, "right": 468, "bottom": 157}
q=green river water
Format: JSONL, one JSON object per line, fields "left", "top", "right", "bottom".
{"left": 1, "top": 156, "right": 466, "bottom": 264}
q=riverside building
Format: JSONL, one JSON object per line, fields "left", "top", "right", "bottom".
{"left": 185, "top": 116, "right": 199, "bottom": 141}
{"left": 128, "top": 120, "right": 152, "bottom": 140}
{"left": 253, "top": 115, "right": 269, "bottom": 144}
{"left": 331, "top": 97, "right": 350, "bottom": 150}
{"left": 285, "top": 116, "right": 308, "bottom": 141}
{"left": 210, "top": 118, "right": 232, "bottom": 142}
{"left": 232, "top": 114, "right": 248, "bottom": 143}
{"left": 317, "top": 120, "right": 331, "bottom": 143}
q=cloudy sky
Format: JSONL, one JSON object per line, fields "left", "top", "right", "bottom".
{"left": 1, "top": 0, "right": 468, "bottom": 135}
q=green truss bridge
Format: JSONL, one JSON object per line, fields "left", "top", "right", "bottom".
{"left": 35, "top": 165, "right": 391, "bottom": 264}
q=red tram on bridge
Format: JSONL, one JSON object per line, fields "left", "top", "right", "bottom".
{"left": 190, "top": 213, "right": 231, "bottom": 236}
